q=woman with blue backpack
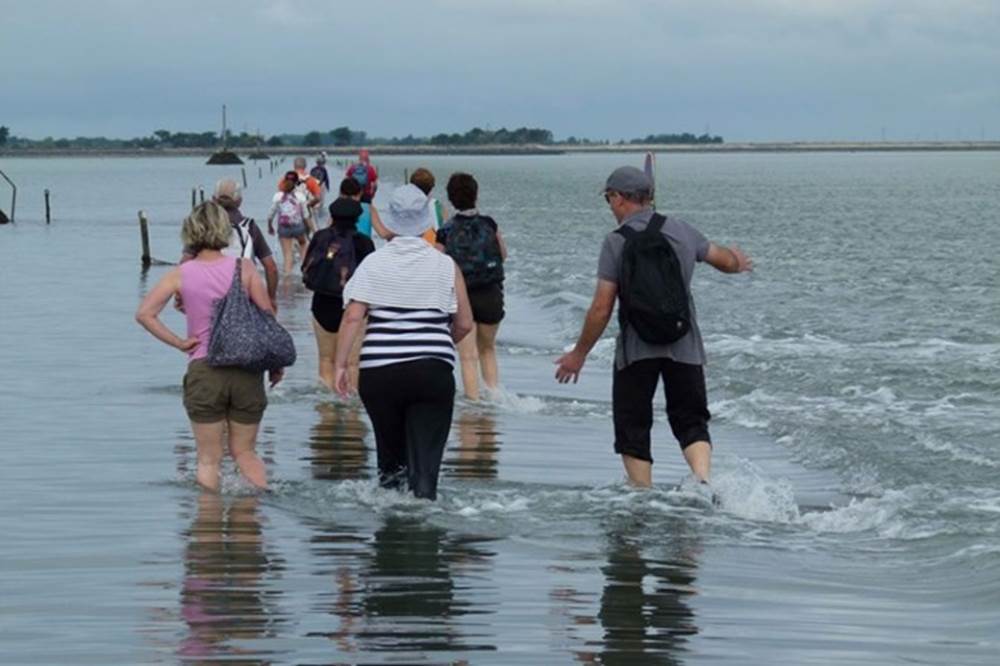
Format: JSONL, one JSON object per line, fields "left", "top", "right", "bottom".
{"left": 301, "top": 197, "right": 375, "bottom": 390}
{"left": 436, "top": 172, "right": 508, "bottom": 401}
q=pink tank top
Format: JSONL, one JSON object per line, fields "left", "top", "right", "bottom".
{"left": 179, "top": 256, "right": 238, "bottom": 360}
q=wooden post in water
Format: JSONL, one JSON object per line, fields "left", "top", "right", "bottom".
{"left": 0, "top": 168, "right": 16, "bottom": 223}
{"left": 138, "top": 210, "right": 151, "bottom": 268}
{"left": 191, "top": 187, "right": 196, "bottom": 209}
{"left": 241, "top": 167, "right": 247, "bottom": 188}
{"left": 44, "top": 189, "right": 51, "bottom": 224}
{"left": 404, "top": 168, "right": 409, "bottom": 184}
{"left": 258, "top": 166, "right": 262, "bottom": 179}
{"left": 199, "top": 187, "right": 205, "bottom": 204}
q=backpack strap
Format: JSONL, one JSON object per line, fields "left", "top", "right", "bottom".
{"left": 233, "top": 217, "right": 251, "bottom": 256}
{"left": 615, "top": 225, "right": 638, "bottom": 240}
{"left": 646, "top": 213, "right": 667, "bottom": 234}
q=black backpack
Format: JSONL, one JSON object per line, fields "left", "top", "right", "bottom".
{"left": 616, "top": 214, "right": 691, "bottom": 345}
{"left": 302, "top": 228, "right": 358, "bottom": 296}
{"left": 444, "top": 215, "right": 504, "bottom": 289}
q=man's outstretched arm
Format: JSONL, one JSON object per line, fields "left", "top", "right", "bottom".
{"left": 705, "top": 242, "right": 753, "bottom": 273}
{"left": 555, "top": 279, "right": 618, "bottom": 383}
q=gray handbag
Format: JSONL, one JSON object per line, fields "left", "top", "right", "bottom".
{"left": 207, "top": 259, "right": 296, "bottom": 371}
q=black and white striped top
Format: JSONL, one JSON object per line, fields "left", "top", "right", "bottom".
{"left": 360, "top": 306, "right": 456, "bottom": 369}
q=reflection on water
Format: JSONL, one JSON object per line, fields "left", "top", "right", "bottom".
{"left": 443, "top": 408, "right": 501, "bottom": 480}
{"left": 551, "top": 517, "right": 700, "bottom": 665}
{"left": 306, "top": 402, "right": 371, "bottom": 481}
{"left": 596, "top": 532, "right": 698, "bottom": 665}
{"left": 178, "top": 493, "right": 286, "bottom": 662}
{"left": 307, "top": 517, "right": 498, "bottom": 657}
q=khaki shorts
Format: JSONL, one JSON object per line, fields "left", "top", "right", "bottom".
{"left": 183, "top": 360, "right": 267, "bottom": 424}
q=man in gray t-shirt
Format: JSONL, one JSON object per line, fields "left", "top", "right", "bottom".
{"left": 555, "top": 166, "right": 752, "bottom": 489}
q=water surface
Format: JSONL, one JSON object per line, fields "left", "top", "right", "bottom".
{"left": 1, "top": 151, "right": 998, "bottom": 664}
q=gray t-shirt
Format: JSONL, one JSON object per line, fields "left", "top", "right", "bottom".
{"left": 597, "top": 207, "right": 710, "bottom": 369}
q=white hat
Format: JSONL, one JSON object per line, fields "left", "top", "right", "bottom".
{"left": 380, "top": 184, "right": 436, "bottom": 237}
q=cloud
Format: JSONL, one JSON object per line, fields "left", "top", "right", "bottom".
{"left": 1, "top": 0, "right": 997, "bottom": 140}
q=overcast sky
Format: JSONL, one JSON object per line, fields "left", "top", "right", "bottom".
{"left": 2, "top": 0, "right": 998, "bottom": 142}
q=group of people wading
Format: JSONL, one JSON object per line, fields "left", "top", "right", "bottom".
{"left": 136, "top": 156, "right": 751, "bottom": 502}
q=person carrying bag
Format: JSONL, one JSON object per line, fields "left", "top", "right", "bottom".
{"left": 136, "top": 202, "right": 292, "bottom": 492}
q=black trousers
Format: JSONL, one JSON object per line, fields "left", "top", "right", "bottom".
{"left": 359, "top": 359, "right": 455, "bottom": 500}
{"left": 612, "top": 357, "right": 711, "bottom": 464}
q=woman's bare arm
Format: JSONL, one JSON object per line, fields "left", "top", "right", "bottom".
{"left": 135, "top": 268, "right": 198, "bottom": 352}
{"left": 452, "top": 266, "right": 474, "bottom": 342}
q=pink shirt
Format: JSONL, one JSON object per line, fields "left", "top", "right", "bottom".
{"left": 179, "top": 256, "right": 237, "bottom": 360}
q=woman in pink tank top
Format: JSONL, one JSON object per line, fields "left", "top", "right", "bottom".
{"left": 136, "top": 202, "right": 282, "bottom": 491}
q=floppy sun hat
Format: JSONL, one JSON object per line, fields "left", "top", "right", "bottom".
{"left": 380, "top": 184, "right": 437, "bottom": 237}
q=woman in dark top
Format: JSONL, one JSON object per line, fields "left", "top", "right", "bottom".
{"left": 435, "top": 172, "right": 508, "bottom": 401}
{"left": 303, "top": 197, "right": 375, "bottom": 390}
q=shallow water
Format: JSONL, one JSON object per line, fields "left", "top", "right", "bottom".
{"left": 1, "top": 151, "right": 999, "bottom": 664}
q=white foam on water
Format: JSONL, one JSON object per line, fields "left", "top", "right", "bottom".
{"left": 798, "top": 491, "right": 908, "bottom": 535}
{"left": 914, "top": 432, "right": 1000, "bottom": 469}
{"left": 480, "top": 385, "right": 546, "bottom": 414}
{"left": 707, "top": 332, "right": 852, "bottom": 359}
{"left": 704, "top": 457, "right": 915, "bottom": 538}
{"left": 710, "top": 393, "right": 773, "bottom": 429}
{"left": 711, "top": 463, "right": 800, "bottom": 523}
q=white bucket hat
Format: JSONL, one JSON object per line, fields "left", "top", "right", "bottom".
{"left": 380, "top": 184, "right": 436, "bottom": 237}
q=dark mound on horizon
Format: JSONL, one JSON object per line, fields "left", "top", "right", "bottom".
{"left": 206, "top": 150, "right": 244, "bottom": 165}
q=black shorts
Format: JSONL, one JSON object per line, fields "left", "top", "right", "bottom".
{"left": 312, "top": 293, "right": 344, "bottom": 333}
{"left": 612, "top": 357, "right": 711, "bottom": 463}
{"left": 467, "top": 282, "right": 505, "bottom": 325}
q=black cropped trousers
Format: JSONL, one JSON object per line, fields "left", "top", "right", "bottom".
{"left": 358, "top": 359, "right": 455, "bottom": 500}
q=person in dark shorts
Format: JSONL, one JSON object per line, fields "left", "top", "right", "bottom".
{"left": 436, "top": 172, "right": 508, "bottom": 401}
{"left": 555, "top": 166, "right": 752, "bottom": 488}
{"left": 302, "top": 197, "right": 375, "bottom": 390}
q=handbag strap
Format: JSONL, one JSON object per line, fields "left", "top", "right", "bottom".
{"left": 231, "top": 256, "right": 243, "bottom": 292}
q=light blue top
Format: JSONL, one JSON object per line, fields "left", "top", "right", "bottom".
{"left": 357, "top": 202, "right": 373, "bottom": 238}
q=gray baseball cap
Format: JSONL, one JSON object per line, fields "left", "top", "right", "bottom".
{"left": 605, "top": 166, "right": 652, "bottom": 194}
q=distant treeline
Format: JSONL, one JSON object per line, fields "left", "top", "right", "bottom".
{"left": 0, "top": 124, "right": 723, "bottom": 149}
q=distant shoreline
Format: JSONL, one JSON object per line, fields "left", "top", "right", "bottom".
{"left": 2, "top": 141, "right": 999, "bottom": 158}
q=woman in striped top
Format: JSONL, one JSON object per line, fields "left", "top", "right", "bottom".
{"left": 335, "top": 184, "right": 473, "bottom": 500}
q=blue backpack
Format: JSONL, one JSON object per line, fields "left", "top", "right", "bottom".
{"left": 350, "top": 163, "right": 369, "bottom": 187}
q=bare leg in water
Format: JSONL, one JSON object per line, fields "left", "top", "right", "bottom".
{"left": 621, "top": 441, "right": 711, "bottom": 488}
{"left": 279, "top": 237, "right": 295, "bottom": 276}
{"left": 475, "top": 322, "right": 501, "bottom": 395}
{"left": 190, "top": 421, "right": 226, "bottom": 491}
{"left": 227, "top": 420, "right": 267, "bottom": 489}
{"left": 313, "top": 318, "right": 338, "bottom": 390}
{"left": 457, "top": 331, "right": 480, "bottom": 401}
